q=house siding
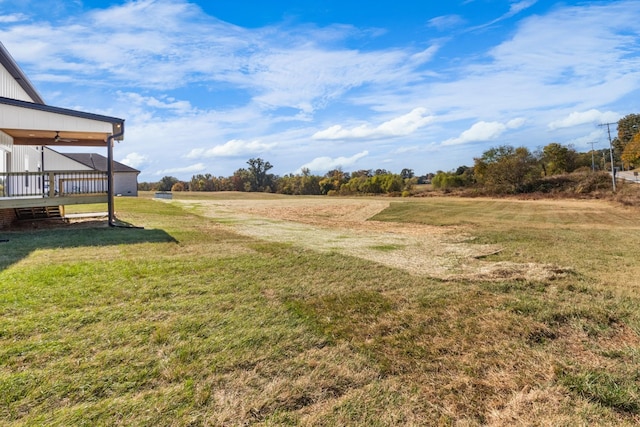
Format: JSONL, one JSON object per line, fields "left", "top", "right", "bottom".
{"left": 5, "top": 146, "right": 43, "bottom": 194}
{"left": 0, "top": 207, "right": 16, "bottom": 228}
{"left": 0, "top": 143, "right": 11, "bottom": 173}
{"left": 12, "top": 145, "right": 41, "bottom": 172}
{"left": 43, "top": 148, "right": 93, "bottom": 170}
{"left": 114, "top": 172, "right": 139, "bottom": 196}
{"left": 0, "top": 130, "right": 11, "bottom": 151}
{"left": 0, "top": 64, "right": 34, "bottom": 102}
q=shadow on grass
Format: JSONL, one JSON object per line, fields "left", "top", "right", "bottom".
{"left": 0, "top": 220, "right": 177, "bottom": 271}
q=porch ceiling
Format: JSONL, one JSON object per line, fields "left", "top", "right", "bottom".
{"left": 2, "top": 128, "right": 111, "bottom": 147}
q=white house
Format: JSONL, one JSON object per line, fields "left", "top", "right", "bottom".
{"left": 0, "top": 42, "right": 125, "bottom": 228}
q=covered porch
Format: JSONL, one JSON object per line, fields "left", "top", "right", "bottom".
{"left": 0, "top": 170, "right": 109, "bottom": 208}
{"left": 0, "top": 96, "right": 124, "bottom": 225}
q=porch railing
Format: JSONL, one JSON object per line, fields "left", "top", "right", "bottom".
{"left": 0, "top": 171, "right": 108, "bottom": 198}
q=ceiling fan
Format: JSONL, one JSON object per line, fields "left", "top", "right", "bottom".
{"left": 54, "top": 131, "right": 78, "bottom": 143}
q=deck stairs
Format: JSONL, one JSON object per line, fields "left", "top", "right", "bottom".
{"left": 14, "top": 206, "right": 64, "bottom": 221}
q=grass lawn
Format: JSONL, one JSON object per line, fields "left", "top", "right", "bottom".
{"left": 1, "top": 195, "right": 640, "bottom": 425}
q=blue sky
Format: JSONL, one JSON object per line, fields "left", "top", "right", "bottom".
{"left": 1, "top": 0, "right": 639, "bottom": 181}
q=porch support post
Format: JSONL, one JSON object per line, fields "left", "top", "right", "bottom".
{"left": 48, "top": 173, "right": 55, "bottom": 197}
{"left": 107, "top": 136, "right": 114, "bottom": 225}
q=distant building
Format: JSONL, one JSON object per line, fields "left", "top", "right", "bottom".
{"left": 43, "top": 148, "right": 139, "bottom": 196}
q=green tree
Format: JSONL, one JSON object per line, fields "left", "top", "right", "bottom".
{"left": 231, "top": 168, "right": 252, "bottom": 192}
{"left": 351, "top": 169, "right": 372, "bottom": 178}
{"left": 432, "top": 171, "right": 471, "bottom": 190}
{"left": 319, "top": 169, "right": 349, "bottom": 195}
{"left": 277, "top": 170, "right": 322, "bottom": 195}
{"left": 138, "top": 182, "right": 155, "bottom": 191}
{"left": 474, "top": 145, "right": 540, "bottom": 194}
{"left": 247, "top": 158, "right": 274, "bottom": 192}
{"left": 157, "top": 176, "right": 179, "bottom": 191}
{"left": 617, "top": 114, "right": 640, "bottom": 145}
{"left": 189, "top": 173, "right": 216, "bottom": 191}
{"left": 541, "top": 142, "right": 577, "bottom": 175}
{"left": 613, "top": 114, "right": 640, "bottom": 170}
{"left": 400, "top": 168, "right": 414, "bottom": 180}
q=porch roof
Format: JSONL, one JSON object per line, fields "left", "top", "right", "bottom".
{"left": 0, "top": 96, "right": 124, "bottom": 147}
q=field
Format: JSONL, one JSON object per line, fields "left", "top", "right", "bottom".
{"left": 2, "top": 192, "right": 640, "bottom": 425}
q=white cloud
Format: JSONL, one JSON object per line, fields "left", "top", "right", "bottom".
{"left": 248, "top": 47, "right": 420, "bottom": 113}
{"left": 0, "top": 0, "right": 440, "bottom": 114}
{"left": 0, "top": 13, "right": 28, "bottom": 23}
{"left": 119, "top": 152, "right": 149, "bottom": 169}
{"left": 409, "top": 45, "right": 440, "bottom": 65}
{"left": 548, "top": 109, "right": 620, "bottom": 130}
{"left": 428, "top": 15, "right": 465, "bottom": 31}
{"left": 508, "top": 0, "right": 538, "bottom": 17}
{"left": 298, "top": 151, "right": 369, "bottom": 174}
{"left": 117, "top": 91, "right": 195, "bottom": 114}
{"left": 89, "top": 0, "right": 201, "bottom": 31}
{"left": 507, "top": 117, "right": 526, "bottom": 128}
{"left": 155, "top": 163, "right": 206, "bottom": 175}
{"left": 442, "top": 118, "right": 525, "bottom": 146}
{"left": 186, "top": 139, "right": 276, "bottom": 159}
{"left": 313, "top": 108, "right": 434, "bottom": 140}
{"left": 393, "top": 145, "right": 421, "bottom": 154}
{"left": 568, "top": 129, "right": 609, "bottom": 148}
{"left": 473, "top": 0, "right": 538, "bottom": 30}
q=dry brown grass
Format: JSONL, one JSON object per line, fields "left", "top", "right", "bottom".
{"left": 169, "top": 193, "right": 640, "bottom": 425}
{"left": 171, "top": 197, "right": 569, "bottom": 282}
{"left": 4, "top": 194, "right": 640, "bottom": 425}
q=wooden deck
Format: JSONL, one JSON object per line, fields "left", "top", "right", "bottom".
{"left": 0, "top": 194, "right": 108, "bottom": 209}
{"left": 0, "top": 170, "right": 108, "bottom": 209}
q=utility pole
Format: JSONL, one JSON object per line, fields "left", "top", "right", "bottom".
{"left": 600, "top": 122, "right": 617, "bottom": 192}
{"left": 588, "top": 141, "right": 597, "bottom": 172}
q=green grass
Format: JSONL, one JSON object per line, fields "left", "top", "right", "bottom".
{"left": 558, "top": 368, "right": 640, "bottom": 413}
{"left": 372, "top": 198, "right": 640, "bottom": 291}
{"left": 2, "top": 195, "right": 640, "bottom": 425}
{"left": 368, "top": 244, "right": 404, "bottom": 252}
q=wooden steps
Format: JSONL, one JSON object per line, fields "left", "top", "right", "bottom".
{"left": 14, "top": 206, "right": 64, "bottom": 221}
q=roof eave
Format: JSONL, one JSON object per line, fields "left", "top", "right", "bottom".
{"left": 0, "top": 96, "right": 125, "bottom": 140}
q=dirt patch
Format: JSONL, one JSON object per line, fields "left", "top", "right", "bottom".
{"left": 171, "top": 197, "right": 568, "bottom": 281}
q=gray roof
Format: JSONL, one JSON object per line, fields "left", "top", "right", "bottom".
{"left": 61, "top": 152, "right": 140, "bottom": 174}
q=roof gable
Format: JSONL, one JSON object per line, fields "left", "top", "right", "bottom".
{"left": 0, "top": 42, "right": 45, "bottom": 104}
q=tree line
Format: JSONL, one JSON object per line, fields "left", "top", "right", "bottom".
{"left": 140, "top": 114, "right": 640, "bottom": 196}
{"left": 432, "top": 114, "right": 640, "bottom": 194}
{"left": 139, "top": 157, "right": 419, "bottom": 196}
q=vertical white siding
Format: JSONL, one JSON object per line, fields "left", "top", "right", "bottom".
{"left": 5, "top": 145, "right": 42, "bottom": 194}
{"left": 0, "top": 64, "right": 34, "bottom": 102}
{"left": 0, "top": 130, "right": 11, "bottom": 152}
{"left": 43, "top": 148, "right": 92, "bottom": 171}
{"left": 0, "top": 131, "right": 10, "bottom": 174}
{"left": 11, "top": 145, "right": 41, "bottom": 171}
